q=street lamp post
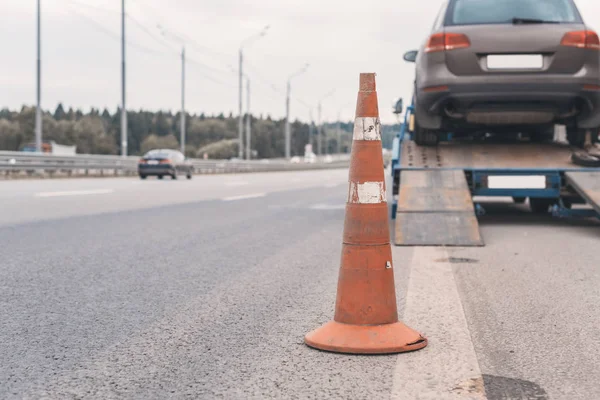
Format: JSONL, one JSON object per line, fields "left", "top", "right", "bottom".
{"left": 159, "top": 28, "right": 187, "bottom": 155}
{"left": 180, "top": 46, "right": 185, "bottom": 154}
{"left": 336, "top": 112, "right": 341, "bottom": 154}
{"left": 317, "top": 89, "right": 336, "bottom": 156}
{"left": 246, "top": 77, "right": 251, "bottom": 160}
{"left": 36, "top": 0, "right": 42, "bottom": 153}
{"left": 285, "top": 63, "right": 309, "bottom": 159}
{"left": 121, "top": 0, "right": 127, "bottom": 157}
{"left": 239, "top": 26, "right": 269, "bottom": 159}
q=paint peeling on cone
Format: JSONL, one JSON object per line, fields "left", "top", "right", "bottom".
{"left": 348, "top": 182, "right": 386, "bottom": 204}
{"left": 304, "top": 73, "right": 428, "bottom": 355}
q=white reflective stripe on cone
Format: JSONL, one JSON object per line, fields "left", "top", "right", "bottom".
{"left": 353, "top": 117, "right": 381, "bottom": 141}
{"left": 348, "top": 182, "right": 386, "bottom": 204}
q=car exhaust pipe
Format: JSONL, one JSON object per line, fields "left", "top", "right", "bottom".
{"left": 444, "top": 102, "right": 463, "bottom": 119}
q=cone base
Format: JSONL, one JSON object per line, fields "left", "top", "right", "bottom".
{"left": 304, "top": 320, "right": 427, "bottom": 355}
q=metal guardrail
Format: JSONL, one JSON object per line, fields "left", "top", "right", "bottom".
{"left": 0, "top": 151, "right": 352, "bottom": 178}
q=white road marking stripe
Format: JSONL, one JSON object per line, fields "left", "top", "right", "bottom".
{"left": 222, "top": 193, "right": 266, "bottom": 202}
{"left": 309, "top": 203, "right": 346, "bottom": 210}
{"left": 347, "top": 181, "right": 386, "bottom": 204}
{"left": 391, "top": 247, "right": 487, "bottom": 399}
{"left": 225, "top": 182, "right": 249, "bottom": 187}
{"left": 34, "top": 189, "right": 114, "bottom": 198}
{"left": 353, "top": 117, "right": 381, "bottom": 141}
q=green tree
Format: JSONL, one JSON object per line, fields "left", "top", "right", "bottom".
{"left": 140, "top": 134, "right": 179, "bottom": 154}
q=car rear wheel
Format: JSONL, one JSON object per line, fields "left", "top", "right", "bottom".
{"left": 571, "top": 151, "right": 600, "bottom": 167}
{"left": 567, "top": 127, "right": 599, "bottom": 148}
{"left": 186, "top": 172, "right": 192, "bottom": 180}
{"left": 530, "top": 127, "right": 554, "bottom": 143}
{"left": 414, "top": 120, "right": 439, "bottom": 147}
{"left": 171, "top": 172, "right": 178, "bottom": 180}
{"left": 139, "top": 175, "right": 147, "bottom": 180}
{"left": 158, "top": 175, "right": 164, "bottom": 180}
{"left": 529, "top": 198, "right": 554, "bottom": 214}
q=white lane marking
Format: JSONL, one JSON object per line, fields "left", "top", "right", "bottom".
{"left": 225, "top": 182, "right": 249, "bottom": 187}
{"left": 34, "top": 189, "right": 115, "bottom": 198}
{"left": 347, "top": 181, "right": 386, "bottom": 204}
{"left": 309, "top": 203, "right": 346, "bottom": 210}
{"left": 222, "top": 193, "right": 266, "bottom": 202}
{"left": 353, "top": 117, "right": 381, "bottom": 140}
{"left": 391, "top": 247, "right": 487, "bottom": 399}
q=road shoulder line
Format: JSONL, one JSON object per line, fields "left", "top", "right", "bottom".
{"left": 391, "top": 246, "right": 487, "bottom": 399}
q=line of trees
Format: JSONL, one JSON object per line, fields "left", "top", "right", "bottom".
{"left": 0, "top": 104, "right": 399, "bottom": 158}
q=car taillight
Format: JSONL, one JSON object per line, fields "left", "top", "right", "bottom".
{"left": 159, "top": 159, "right": 171, "bottom": 164}
{"left": 425, "top": 33, "right": 470, "bottom": 53}
{"left": 138, "top": 159, "right": 146, "bottom": 164}
{"left": 561, "top": 30, "right": 600, "bottom": 50}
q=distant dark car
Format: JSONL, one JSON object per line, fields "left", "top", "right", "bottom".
{"left": 404, "top": 0, "right": 600, "bottom": 147}
{"left": 138, "top": 149, "right": 193, "bottom": 180}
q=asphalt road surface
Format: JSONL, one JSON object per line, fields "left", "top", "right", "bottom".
{"left": 1, "top": 169, "right": 599, "bottom": 399}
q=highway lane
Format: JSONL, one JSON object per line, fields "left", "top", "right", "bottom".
{"left": 1, "top": 169, "right": 599, "bottom": 399}
{"left": 0, "top": 169, "right": 348, "bottom": 227}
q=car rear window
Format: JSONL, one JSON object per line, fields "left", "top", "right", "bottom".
{"left": 447, "top": 0, "right": 581, "bottom": 25}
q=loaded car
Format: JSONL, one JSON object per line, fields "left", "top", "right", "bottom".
{"left": 138, "top": 149, "right": 193, "bottom": 180}
{"left": 403, "top": 0, "right": 600, "bottom": 147}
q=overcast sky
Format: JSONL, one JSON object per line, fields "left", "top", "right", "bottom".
{"left": 1, "top": 0, "right": 599, "bottom": 124}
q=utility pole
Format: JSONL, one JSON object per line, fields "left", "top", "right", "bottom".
{"left": 246, "top": 78, "right": 251, "bottom": 160}
{"left": 336, "top": 112, "right": 341, "bottom": 154}
{"left": 121, "top": 0, "right": 127, "bottom": 157}
{"left": 35, "top": 0, "right": 42, "bottom": 153}
{"left": 285, "top": 63, "right": 309, "bottom": 159}
{"left": 285, "top": 80, "right": 291, "bottom": 159}
{"left": 316, "top": 89, "right": 336, "bottom": 156}
{"left": 180, "top": 47, "right": 186, "bottom": 155}
{"left": 238, "top": 49, "right": 243, "bottom": 159}
{"left": 317, "top": 102, "right": 322, "bottom": 156}
{"left": 238, "top": 25, "right": 269, "bottom": 160}
{"left": 309, "top": 108, "right": 314, "bottom": 151}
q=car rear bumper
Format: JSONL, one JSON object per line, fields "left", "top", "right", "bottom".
{"left": 417, "top": 75, "right": 600, "bottom": 129}
{"left": 138, "top": 165, "right": 175, "bottom": 175}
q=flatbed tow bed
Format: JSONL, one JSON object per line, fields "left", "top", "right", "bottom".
{"left": 390, "top": 105, "right": 600, "bottom": 247}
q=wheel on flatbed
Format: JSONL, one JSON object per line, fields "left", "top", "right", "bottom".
{"left": 414, "top": 120, "right": 439, "bottom": 147}
{"left": 513, "top": 197, "right": 527, "bottom": 204}
{"left": 529, "top": 198, "right": 554, "bottom": 214}
{"left": 567, "top": 127, "right": 599, "bottom": 148}
{"left": 530, "top": 127, "right": 554, "bottom": 143}
{"left": 571, "top": 151, "right": 600, "bottom": 167}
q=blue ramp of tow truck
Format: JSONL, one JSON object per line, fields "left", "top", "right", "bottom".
{"left": 395, "top": 170, "right": 484, "bottom": 246}
{"left": 565, "top": 171, "right": 600, "bottom": 215}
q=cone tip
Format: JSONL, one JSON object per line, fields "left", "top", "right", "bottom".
{"left": 359, "top": 73, "right": 377, "bottom": 92}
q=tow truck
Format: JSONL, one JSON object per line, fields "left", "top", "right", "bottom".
{"left": 389, "top": 98, "right": 600, "bottom": 246}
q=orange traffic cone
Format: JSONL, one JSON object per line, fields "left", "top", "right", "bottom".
{"left": 304, "top": 73, "right": 427, "bottom": 354}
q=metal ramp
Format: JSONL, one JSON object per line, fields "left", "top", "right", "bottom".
{"left": 565, "top": 172, "right": 600, "bottom": 215}
{"left": 395, "top": 170, "right": 484, "bottom": 247}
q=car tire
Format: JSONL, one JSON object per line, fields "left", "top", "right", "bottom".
{"left": 530, "top": 127, "right": 554, "bottom": 143}
{"left": 414, "top": 120, "right": 439, "bottom": 147}
{"left": 172, "top": 172, "right": 178, "bottom": 180}
{"left": 529, "top": 198, "right": 554, "bottom": 214}
{"left": 571, "top": 151, "right": 600, "bottom": 167}
{"left": 513, "top": 197, "right": 526, "bottom": 204}
{"left": 567, "top": 127, "right": 599, "bottom": 148}
{"left": 158, "top": 175, "right": 164, "bottom": 180}
{"left": 139, "top": 175, "right": 147, "bottom": 180}
{"left": 186, "top": 173, "right": 192, "bottom": 180}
